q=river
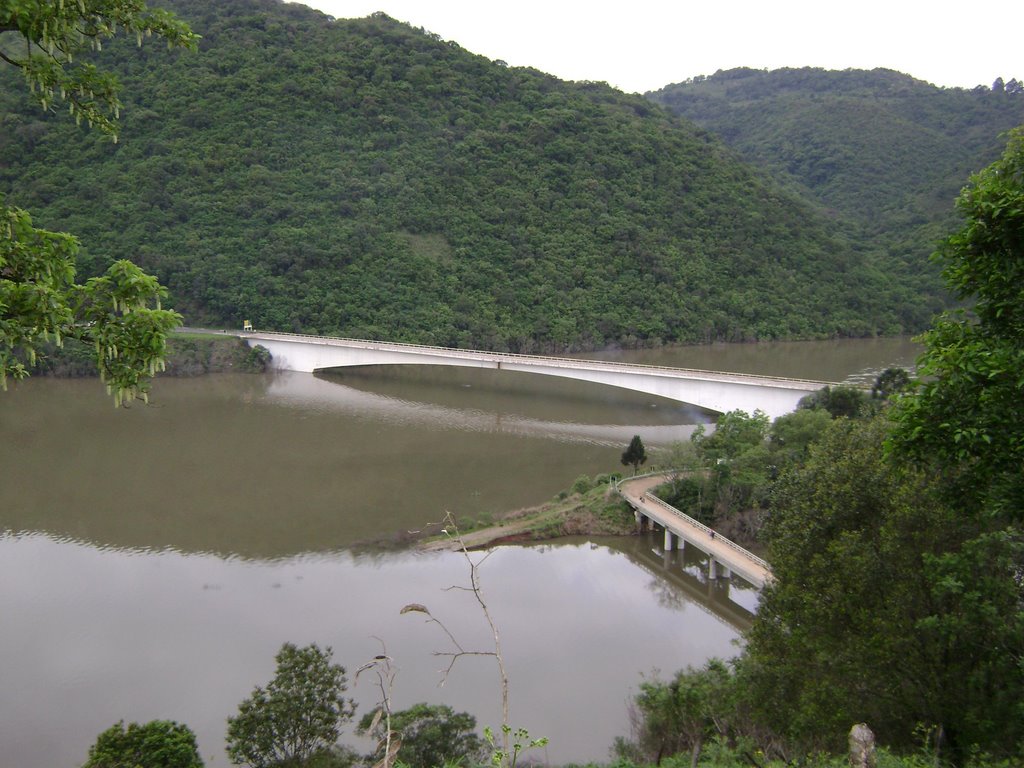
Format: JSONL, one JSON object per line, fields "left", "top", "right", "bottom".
{"left": 0, "top": 337, "right": 918, "bottom": 767}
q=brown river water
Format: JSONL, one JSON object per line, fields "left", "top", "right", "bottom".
{"left": 0, "top": 337, "right": 918, "bottom": 766}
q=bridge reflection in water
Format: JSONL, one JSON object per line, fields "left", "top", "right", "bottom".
{"left": 610, "top": 534, "right": 758, "bottom": 634}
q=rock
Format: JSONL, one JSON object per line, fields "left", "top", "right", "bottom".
{"left": 848, "top": 723, "right": 876, "bottom": 768}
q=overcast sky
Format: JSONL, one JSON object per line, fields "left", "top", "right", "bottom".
{"left": 295, "top": 0, "right": 1021, "bottom": 94}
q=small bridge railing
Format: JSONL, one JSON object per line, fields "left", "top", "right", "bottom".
{"left": 239, "top": 329, "right": 831, "bottom": 388}
{"left": 616, "top": 471, "right": 771, "bottom": 574}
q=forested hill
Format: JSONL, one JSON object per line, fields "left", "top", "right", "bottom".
{"left": 0, "top": 3, "right": 939, "bottom": 351}
{"left": 647, "top": 67, "right": 1024, "bottom": 306}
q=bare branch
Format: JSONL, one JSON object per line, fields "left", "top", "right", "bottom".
{"left": 355, "top": 639, "right": 401, "bottom": 768}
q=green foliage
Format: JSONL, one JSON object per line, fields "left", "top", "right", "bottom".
{"left": 1, "top": 198, "right": 182, "bottom": 402}
{"left": 0, "top": 0, "right": 191, "bottom": 401}
{"left": 870, "top": 367, "right": 912, "bottom": 400}
{"left": 226, "top": 642, "right": 356, "bottom": 768}
{"left": 658, "top": 408, "right": 837, "bottom": 545}
{"left": 583, "top": 750, "right": 1020, "bottom": 767}
{"left": 357, "top": 703, "right": 485, "bottom": 768}
{"left": 84, "top": 720, "right": 203, "bottom": 768}
{"left": 658, "top": 476, "right": 715, "bottom": 526}
{"left": 31, "top": 333, "right": 264, "bottom": 377}
{"left": 692, "top": 410, "right": 770, "bottom": 464}
{"left": 0, "top": 3, "right": 939, "bottom": 350}
{"left": 162, "top": 335, "right": 262, "bottom": 375}
{"left": 797, "top": 384, "right": 869, "bottom": 418}
{"left": 644, "top": 131, "right": 1024, "bottom": 768}
{"left": 292, "top": 747, "right": 359, "bottom": 768}
{"left": 685, "top": 410, "right": 774, "bottom": 530}
{"left": 615, "top": 660, "right": 735, "bottom": 767}
{"left": 483, "top": 725, "right": 547, "bottom": 768}
{"left": 891, "top": 128, "right": 1024, "bottom": 519}
{"left": 657, "top": 441, "right": 701, "bottom": 473}
{"left": 768, "top": 408, "right": 833, "bottom": 464}
{"left": 621, "top": 435, "right": 648, "bottom": 474}
{"left": 743, "top": 415, "right": 1024, "bottom": 762}
{"left": 242, "top": 343, "right": 272, "bottom": 372}
{"left": 0, "top": 0, "right": 197, "bottom": 138}
{"left": 649, "top": 68, "right": 1024, "bottom": 332}
{"left": 571, "top": 474, "right": 594, "bottom": 494}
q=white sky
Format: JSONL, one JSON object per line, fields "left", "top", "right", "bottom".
{"left": 295, "top": 0, "right": 1022, "bottom": 94}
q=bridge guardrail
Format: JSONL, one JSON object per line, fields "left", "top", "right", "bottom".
{"left": 616, "top": 472, "right": 770, "bottom": 574}
{"left": 239, "top": 329, "right": 833, "bottom": 388}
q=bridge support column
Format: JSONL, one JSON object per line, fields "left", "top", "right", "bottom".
{"left": 636, "top": 512, "right": 649, "bottom": 534}
{"left": 664, "top": 529, "right": 679, "bottom": 551}
{"left": 709, "top": 560, "right": 732, "bottom": 581}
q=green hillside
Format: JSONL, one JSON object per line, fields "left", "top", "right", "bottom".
{"left": 647, "top": 67, "right": 1024, "bottom": 305}
{"left": 1, "top": 2, "right": 941, "bottom": 351}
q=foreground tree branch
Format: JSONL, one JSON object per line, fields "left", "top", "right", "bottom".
{"left": 1, "top": 0, "right": 195, "bottom": 401}
{"left": 0, "top": 0, "right": 198, "bottom": 137}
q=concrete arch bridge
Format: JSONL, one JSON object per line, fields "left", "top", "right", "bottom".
{"left": 240, "top": 331, "right": 830, "bottom": 420}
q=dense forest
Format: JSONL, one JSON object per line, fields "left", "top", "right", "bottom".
{"left": 0, "top": 0, "right": 969, "bottom": 351}
{"left": 647, "top": 67, "right": 1024, "bottom": 309}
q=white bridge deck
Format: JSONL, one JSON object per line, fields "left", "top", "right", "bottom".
{"left": 240, "top": 330, "right": 830, "bottom": 420}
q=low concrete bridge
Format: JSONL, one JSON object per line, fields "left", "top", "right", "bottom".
{"left": 618, "top": 473, "right": 772, "bottom": 590}
{"left": 241, "top": 331, "right": 829, "bottom": 420}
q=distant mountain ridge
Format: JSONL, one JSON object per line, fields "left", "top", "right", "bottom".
{"left": 0, "top": 4, "right": 984, "bottom": 350}
{"left": 647, "top": 67, "right": 1024, "bottom": 303}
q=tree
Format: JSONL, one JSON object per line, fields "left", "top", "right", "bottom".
{"left": 615, "top": 659, "right": 734, "bottom": 768}
{"left": 869, "top": 367, "right": 911, "bottom": 401}
{"left": 768, "top": 407, "right": 831, "bottom": 465}
{"left": 743, "top": 415, "right": 1024, "bottom": 764}
{"left": 226, "top": 643, "right": 356, "bottom": 768}
{"left": 84, "top": 720, "right": 203, "bottom": 768}
{"left": 621, "top": 434, "right": 648, "bottom": 474}
{"left": 890, "top": 127, "right": 1024, "bottom": 519}
{"left": 2, "top": 201, "right": 182, "bottom": 403}
{"left": 797, "top": 384, "right": 868, "bottom": 418}
{"left": 357, "top": 703, "right": 485, "bottom": 768}
{"left": 691, "top": 409, "right": 773, "bottom": 523}
{"left": 692, "top": 409, "right": 770, "bottom": 465}
{"left": 0, "top": 0, "right": 196, "bottom": 402}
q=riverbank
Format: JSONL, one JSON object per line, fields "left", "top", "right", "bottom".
{"left": 29, "top": 334, "right": 268, "bottom": 378}
{"left": 417, "top": 475, "right": 637, "bottom": 551}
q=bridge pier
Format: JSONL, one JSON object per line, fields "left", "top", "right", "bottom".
{"left": 664, "top": 529, "right": 679, "bottom": 551}
{"left": 709, "top": 560, "right": 732, "bottom": 580}
{"left": 636, "top": 511, "right": 650, "bottom": 534}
